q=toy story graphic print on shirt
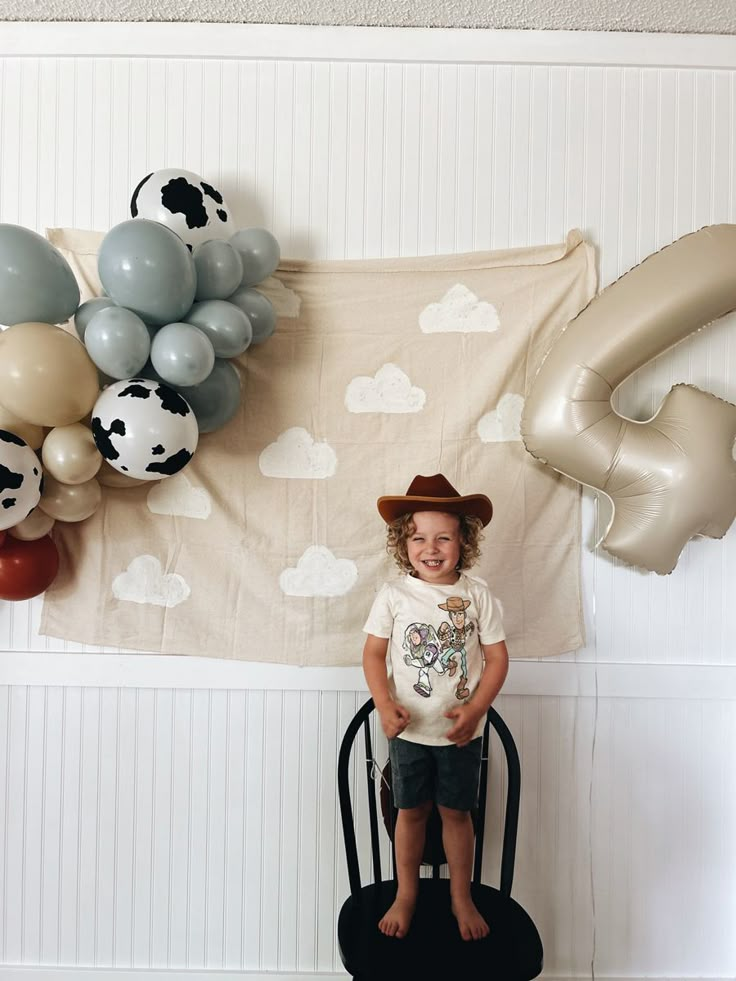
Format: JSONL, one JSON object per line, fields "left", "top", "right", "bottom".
{"left": 402, "top": 596, "right": 475, "bottom": 702}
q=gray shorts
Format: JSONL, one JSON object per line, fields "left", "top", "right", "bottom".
{"left": 388, "top": 736, "right": 483, "bottom": 812}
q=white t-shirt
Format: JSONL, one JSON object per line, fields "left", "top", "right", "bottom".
{"left": 362, "top": 572, "right": 505, "bottom": 746}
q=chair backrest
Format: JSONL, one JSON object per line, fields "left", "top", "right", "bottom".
{"left": 338, "top": 698, "right": 521, "bottom": 900}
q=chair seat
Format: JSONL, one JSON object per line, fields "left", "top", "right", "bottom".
{"left": 337, "top": 878, "right": 543, "bottom": 980}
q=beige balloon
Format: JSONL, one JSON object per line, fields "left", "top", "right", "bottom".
{"left": 8, "top": 508, "right": 55, "bottom": 541}
{"left": 0, "top": 322, "right": 99, "bottom": 427}
{"left": 38, "top": 475, "right": 102, "bottom": 523}
{"left": 96, "top": 460, "right": 148, "bottom": 489}
{"left": 0, "top": 404, "right": 45, "bottom": 450}
{"left": 521, "top": 224, "right": 736, "bottom": 576}
{"left": 42, "top": 423, "right": 102, "bottom": 484}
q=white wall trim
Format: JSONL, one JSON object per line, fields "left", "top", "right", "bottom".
{"left": 1, "top": 22, "right": 736, "bottom": 68}
{"left": 2, "top": 652, "right": 736, "bottom": 698}
{"left": 0, "top": 971, "right": 345, "bottom": 981}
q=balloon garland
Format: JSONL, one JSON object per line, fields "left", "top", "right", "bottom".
{"left": 0, "top": 168, "right": 280, "bottom": 600}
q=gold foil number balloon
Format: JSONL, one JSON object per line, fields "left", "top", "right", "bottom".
{"left": 521, "top": 224, "right": 736, "bottom": 575}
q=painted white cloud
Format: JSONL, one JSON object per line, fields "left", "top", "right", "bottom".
{"left": 146, "top": 473, "right": 212, "bottom": 520}
{"left": 477, "top": 393, "right": 525, "bottom": 443}
{"left": 255, "top": 276, "right": 301, "bottom": 318}
{"left": 112, "top": 554, "right": 191, "bottom": 608}
{"left": 345, "top": 363, "right": 426, "bottom": 414}
{"left": 279, "top": 545, "right": 358, "bottom": 597}
{"left": 419, "top": 283, "right": 500, "bottom": 334}
{"left": 259, "top": 427, "right": 337, "bottom": 479}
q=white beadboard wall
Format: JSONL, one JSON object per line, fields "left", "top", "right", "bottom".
{"left": 1, "top": 24, "right": 736, "bottom": 981}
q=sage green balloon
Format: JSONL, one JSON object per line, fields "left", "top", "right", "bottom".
{"left": 229, "top": 227, "right": 280, "bottom": 287}
{"left": 98, "top": 219, "right": 196, "bottom": 326}
{"left": 184, "top": 300, "right": 253, "bottom": 357}
{"left": 193, "top": 240, "right": 244, "bottom": 301}
{"left": 177, "top": 359, "right": 241, "bottom": 433}
{"left": 0, "top": 224, "right": 80, "bottom": 326}
{"left": 74, "top": 297, "right": 117, "bottom": 341}
{"left": 151, "top": 322, "right": 216, "bottom": 387}
{"left": 227, "top": 286, "right": 277, "bottom": 344}
{"left": 84, "top": 306, "right": 151, "bottom": 380}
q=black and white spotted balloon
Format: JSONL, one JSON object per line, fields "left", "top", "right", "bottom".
{"left": 0, "top": 429, "right": 43, "bottom": 531}
{"left": 130, "top": 168, "right": 234, "bottom": 250}
{"left": 91, "top": 378, "right": 199, "bottom": 481}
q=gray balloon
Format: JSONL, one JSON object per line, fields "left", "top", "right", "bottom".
{"left": 229, "top": 227, "right": 281, "bottom": 287}
{"left": 227, "top": 286, "right": 277, "bottom": 344}
{"left": 84, "top": 306, "right": 151, "bottom": 379}
{"left": 0, "top": 224, "right": 80, "bottom": 326}
{"left": 151, "top": 322, "right": 216, "bottom": 387}
{"left": 184, "top": 299, "right": 253, "bottom": 357}
{"left": 193, "top": 240, "right": 244, "bottom": 301}
{"left": 74, "top": 297, "right": 117, "bottom": 341}
{"left": 177, "top": 359, "right": 242, "bottom": 433}
{"left": 98, "top": 219, "right": 197, "bottom": 326}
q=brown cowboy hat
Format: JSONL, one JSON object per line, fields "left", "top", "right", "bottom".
{"left": 377, "top": 473, "right": 493, "bottom": 526}
{"left": 438, "top": 596, "right": 472, "bottom": 612}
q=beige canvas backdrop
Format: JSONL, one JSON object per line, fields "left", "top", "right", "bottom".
{"left": 40, "top": 229, "right": 596, "bottom": 663}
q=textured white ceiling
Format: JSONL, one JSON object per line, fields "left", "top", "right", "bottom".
{"left": 2, "top": 0, "right": 736, "bottom": 33}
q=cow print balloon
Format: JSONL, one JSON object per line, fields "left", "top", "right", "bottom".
{"left": 0, "top": 429, "right": 43, "bottom": 531}
{"left": 91, "top": 378, "right": 199, "bottom": 481}
{"left": 130, "top": 168, "right": 234, "bottom": 250}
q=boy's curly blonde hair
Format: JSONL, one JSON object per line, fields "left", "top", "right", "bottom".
{"left": 386, "top": 511, "right": 484, "bottom": 575}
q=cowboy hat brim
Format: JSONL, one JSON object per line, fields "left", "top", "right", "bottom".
{"left": 377, "top": 493, "right": 493, "bottom": 527}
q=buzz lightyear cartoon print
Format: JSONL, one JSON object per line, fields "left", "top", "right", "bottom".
{"left": 402, "top": 622, "right": 445, "bottom": 698}
{"left": 437, "top": 596, "right": 474, "bottom": 700}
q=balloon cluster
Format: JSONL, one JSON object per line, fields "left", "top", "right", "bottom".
{"left": 0, "top": 167, "right": 280, "bottom": 600}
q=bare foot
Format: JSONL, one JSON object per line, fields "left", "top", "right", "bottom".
{"left": 451, "top": 897, "right": 490, "bottom": 941}
{"left": 378, "top": 894, "right": 416, "bottom": 938}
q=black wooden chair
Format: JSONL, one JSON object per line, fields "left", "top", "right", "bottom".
{"left": 337, "top": 698, "right": 543, "bottom": 980}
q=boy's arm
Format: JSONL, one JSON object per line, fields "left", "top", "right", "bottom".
{"left": 474, "top": 640, "right": 509, "bottom": 710}
{"left": 444, "top": 639, "right": 509, "bottom": 746}
{"left": 362, "top": 633, "right": 411, "bottom": 738}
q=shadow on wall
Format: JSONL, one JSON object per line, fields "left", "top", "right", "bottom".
{"left": 589, "top": 698, "right": 736, "bottom": 978}
{"left": 479, "top": 694, "right": 736, "bottom": 977}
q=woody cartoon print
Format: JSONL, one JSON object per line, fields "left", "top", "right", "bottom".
{"left": 403, "top": 596, "right": 474, "bottom": 702}
{"left": 438, "top": 596, "right": 473, "bottom": 699}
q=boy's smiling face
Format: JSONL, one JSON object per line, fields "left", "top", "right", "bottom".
{"left": 406, "top": 511, "right": 461, "bottom": 585}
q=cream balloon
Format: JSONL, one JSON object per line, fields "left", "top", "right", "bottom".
{"left": 96, "top": 460, "right": 147, "bottom": 489}
{"left": 0, "top": 322, "right": 99, "bottom": 427}
{"left": 0, "top": 404, "right": 44, "bottom": 450}
{"left": 42, "top": 423, "right": 102, "bottom": 484}
{"left": 8, "top": 509, "right": 55, "bottom": 541}
{"left": 38, "top": 475, "right": 102, "bottom": 522}
{"left": 521, "top": 224, "right": 736, "bottom": 575}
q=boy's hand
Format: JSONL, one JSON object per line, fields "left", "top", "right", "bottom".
{"left": 377, "top": 700, "right": 411, "bottom": 739}
{"left": 444, "top": 704, "right": 484, "bottom": 747}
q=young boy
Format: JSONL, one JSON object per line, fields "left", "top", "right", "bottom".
{"left": 362, "top": 473, "right": 509, "bottom": 942}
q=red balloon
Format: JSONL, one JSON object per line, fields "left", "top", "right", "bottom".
{"left": 0, "top": 533, "right": 59, "bottom": 601}
{"left": 0, "top": 530, "right": 6, "bottom": 549}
